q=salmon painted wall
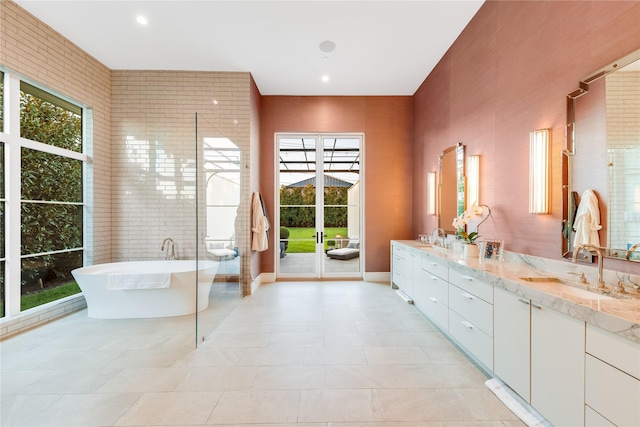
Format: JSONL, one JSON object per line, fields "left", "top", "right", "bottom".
{"left": 259, "top": 96, "right": 413, "bottom": 274}
{"left": 413, "top": 0, "right": 640, "bottom": 274}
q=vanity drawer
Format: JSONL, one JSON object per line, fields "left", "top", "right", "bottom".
{"left": 585, "top": 354, "right": 640, "bottom": 427}
{"left": 586, "top": 323, "right": 640, "bottom": 379}
{"left": 449, "top": 309, "right": 493, "bottom": 370}
{"left": 421, "top": 256, "right": 448, "bottom": 281}
{"left": 448, "top": 269, "right": 493, "bottom": 303}
{"left": 424, "top": 273, "right": 449, "bottom": 305}
{"left": 585, "top": 405, "right": 615, "bottom": 427}
{"left": 449, "top": 283, "right": 493, "bottom": 336}
{"left": 422, "top": 293, "right": 449, "bottom": 331}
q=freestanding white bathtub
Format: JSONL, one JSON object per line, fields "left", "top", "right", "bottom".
{"left": 71, "top": 260, "right": 219, "bottom": 319}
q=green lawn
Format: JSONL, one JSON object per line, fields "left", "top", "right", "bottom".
{"left": 20, "top": 281, "right": 81, "bottom": 311}
{"left": 282, "top": 227, "right": 348, "bottom": 253}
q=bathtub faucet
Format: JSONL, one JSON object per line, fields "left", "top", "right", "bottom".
{"left": 161, "top": 238, "right": 176, "bottom": 260}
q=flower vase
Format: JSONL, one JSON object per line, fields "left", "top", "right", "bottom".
{"left": 464, "top": 243, "right": 479, "bottom": 258}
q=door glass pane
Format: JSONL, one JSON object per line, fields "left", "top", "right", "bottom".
{"left": 323, "top": 137, "right": 360, "bottom": 274}
{"left": 279, "top": 205, "right": 316, "bottom": 275}
{"left": 279, "top": 137, "right": 317, "bottom": 275}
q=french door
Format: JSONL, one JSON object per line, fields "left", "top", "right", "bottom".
{"left": 276, "top": 133, "right": 363, "bottom": 279}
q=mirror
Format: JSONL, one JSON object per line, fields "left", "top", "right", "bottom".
{"left": 563, "top": 49, "right": 640, "bottom": 262}
{"left": 439, "top": 143, "right": 465, "bottom": 235}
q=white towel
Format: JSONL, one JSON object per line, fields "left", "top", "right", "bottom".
{"left": 107, "top": 273, "right": 171, "bottom": 290}
{"left": 251, "top": 192, "right": 270, "bottom": 252}
{"left": 573, "top": 189, "right": 602, "bottom": 247}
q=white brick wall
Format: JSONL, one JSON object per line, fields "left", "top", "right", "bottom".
{"left": 111, "top": 71, "right": 253, "bottom": 294}
{"left": 0, "top": 294, "right": 86, "bottom": 340}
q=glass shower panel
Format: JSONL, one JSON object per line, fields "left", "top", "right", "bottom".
{"left": 195, "top": 113, "right": 242, "bottom": 346}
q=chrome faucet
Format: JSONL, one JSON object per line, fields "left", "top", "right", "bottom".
{"left": 161, "top": 238, "right": 176, "bottom": 260}
{"left": 572, "top": 244, "right": 606, "bottom": 289}
{"left": 626, "top": 243, "right": 640, "bottom": 261}
{"left": 433, "top": 228, "right": 447, "bottom": 248}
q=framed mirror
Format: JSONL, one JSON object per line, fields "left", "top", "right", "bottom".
{"left": 563, "top": 49, "right": 640, "bottom": 262}
{"left": 439, "top": 143, "right": 465, "bottom": 235}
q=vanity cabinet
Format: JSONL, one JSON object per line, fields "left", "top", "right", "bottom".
{"left": 447, "top": 270, "right": 493, "bottom": 371}
{"left": 390, "top": 241, "right": 639, "bottom": 427}
{"left": 494, "top": 287, "right": 585, "bottom": 426}
{"left": 584, "top": 324, "right": 640, "bottom": 427}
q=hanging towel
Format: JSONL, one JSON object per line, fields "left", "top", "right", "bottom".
{"left": 251, "top": 192, "right": 270, "bottom": 251}
{"left": 573, "top": 189, "right": 602, "bottom": 247}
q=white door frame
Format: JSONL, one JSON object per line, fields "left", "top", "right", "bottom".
{"left": 275, "top": 132, "right": 364, "bottom": 279}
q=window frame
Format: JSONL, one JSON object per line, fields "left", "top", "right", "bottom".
{"left": 1, "top": 70, "right": 88, "bottom": 317}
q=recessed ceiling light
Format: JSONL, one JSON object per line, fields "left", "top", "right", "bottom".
{"left": 322, "top": 75, "right": 330, "bottom": 83}
{"left": 319, "top": 40, "right": 336, "bottom": 53}
{"left": 136, "top": 16, "right": 148, "bottom": 25}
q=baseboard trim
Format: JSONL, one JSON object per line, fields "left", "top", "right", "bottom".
{"left": 363, "top": 271, "right": 390, "bottom": 283}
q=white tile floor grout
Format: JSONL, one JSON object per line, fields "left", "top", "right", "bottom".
{"left": 1, "top": 280, "right": 525, "bottom": 426}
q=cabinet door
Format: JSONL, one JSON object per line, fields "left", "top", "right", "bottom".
{"left": 493, "top": 288, "right": 531, "bottom": 402}
{"left": 405, "top": 249, "right": 420, "bottom": 299}
{"left": 412, "top": 265, "right": 429, "bottom": 309}
{"left": 531, "top": 305, "right": 585, "bottom": 427}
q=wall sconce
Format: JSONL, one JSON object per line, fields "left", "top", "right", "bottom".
{"left": 529, "top": 129, "right": 550, "bottom": 214}
{"left": 427, "top": 171, "right": 436, "bottom": 215}
{"left": 467, "top": 155, "right": 480, "bottom": 207}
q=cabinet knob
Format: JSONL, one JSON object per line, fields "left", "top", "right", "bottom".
{"left": 429, "top": 297, "right": 438, "bottom": 303}
{"left": 461, "top": 292, "right": 474, "bottom": 300}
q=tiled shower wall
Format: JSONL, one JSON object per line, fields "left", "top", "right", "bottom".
{"left": 111, "top": 71, "right": 252, "bottom": 292}
{"left": 606, "top": 70, "right": 640, "bottom": 253}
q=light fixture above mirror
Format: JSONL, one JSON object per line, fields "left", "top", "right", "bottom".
{"left": 427, "top": 171, "right": 436, "bottom": 215}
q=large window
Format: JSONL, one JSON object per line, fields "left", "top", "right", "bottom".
{"left": 0, "top": 72, "right": 85, "bottom": 316}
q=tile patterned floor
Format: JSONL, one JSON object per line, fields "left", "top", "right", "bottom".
{"left": 1, "top": 280, "right": 525, "bottom": 426}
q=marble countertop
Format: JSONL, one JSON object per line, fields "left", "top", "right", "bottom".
{"left": 393, "top": 240, "right": 640, "bottom": 344}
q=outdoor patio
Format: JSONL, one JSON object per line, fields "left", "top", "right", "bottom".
{"left": 279, "top": 252, "right": 360, "bottom": 275}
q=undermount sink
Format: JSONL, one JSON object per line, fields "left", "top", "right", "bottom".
{"left": 519, "top": 277, "right": 616, "bottom": 301}
{"left": 555, "top": 284, "right": 616, "bottom": 301}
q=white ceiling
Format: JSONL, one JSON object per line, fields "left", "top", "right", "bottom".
{"left": 15, "top": 0, "right": 484, "bottom": 96}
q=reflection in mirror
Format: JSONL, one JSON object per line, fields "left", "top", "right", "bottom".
{"left": 564, "top": 49, "right": 640, "bottom": 262}
{"left": 606, "top": 59, "right": 640, "bottom": 261}
{"left": 438, "top": 143, "right": 465, "bottom": 235}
